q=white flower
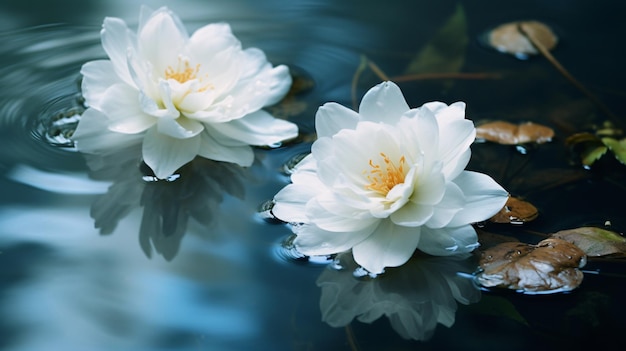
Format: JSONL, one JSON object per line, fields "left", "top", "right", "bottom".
{"left": 72, "top": 6, "right": 298, "bottom": 179}
{"left": 273, "top": 81, "right": 508, "bottom": 274}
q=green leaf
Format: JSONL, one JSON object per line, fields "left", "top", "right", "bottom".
{"left": 601, "top": 137, "right": 626, "bottom": 165}
{"left": 404, "top": 3, "right": 468, "bottom": 76}
{"left": 581, "top": 145, "right": 608, "bottom": 166}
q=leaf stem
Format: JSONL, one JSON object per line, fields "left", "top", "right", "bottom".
{"left": 517, "top": 23, "right": 622, "bottom": 128}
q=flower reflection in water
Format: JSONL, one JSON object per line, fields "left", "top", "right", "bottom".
{"left": 84, "top": 144, "right": 248, "bottom": 260}
{"left": 317, "top": 252, "right": 480, "bottom": 341}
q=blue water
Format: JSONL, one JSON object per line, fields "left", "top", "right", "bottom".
{"left": 1, "top": 1, "right": 625, "bottom": 350}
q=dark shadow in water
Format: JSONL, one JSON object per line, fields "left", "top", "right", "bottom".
{"left": 83, "top": 146, "right": 249, "bottom": 261}
{"left": 316, "top": 251, "right": 481, "bottom": 341}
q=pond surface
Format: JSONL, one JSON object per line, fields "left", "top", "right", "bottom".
{"left": 1, "top": 1, "right": 625, "bottom": 350}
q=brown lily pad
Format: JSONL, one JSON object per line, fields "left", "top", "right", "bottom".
{"left": 489, "top": 196, "right": 538, "bottom": 224}
{"left": 476, "top": 238, "right": 587, "bottom": 294}
{"left": 551, "top": 227, "right": 626, "bottom": 258}
{"left": 488, "top": 20, "right": 558, "bottom": 59}
{"left": 476, "top": 121, "right": 554, "bottom": 145}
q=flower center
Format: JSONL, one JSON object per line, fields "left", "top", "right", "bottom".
{"left": 364, "top": 153, "right": 407, "bottom": 195}
{"left": 165, "top": 58, "right": 200, "bottom": 83}
{"left": 164, "top": 57, "right": 212, "bottom": 92}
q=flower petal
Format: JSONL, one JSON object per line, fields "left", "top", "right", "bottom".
{"left": 315, "top": 102, "right": 361, "bottom": 138}
{"left": 156, "top": 117, "right": 204, "bottom": 139}
{"left": 438, "top": 119, "right": 475, "bottom": 179}
{"left": 358, "top": 81, "right": 409, "bottom": 124}
{"left": 390, "top": 201, "right": 433, "bottom": 227}
{"left": 73, "top": 108, "right": 143, "bottom": 154}
{"left": 273, "top": 184, "right": 319, "bottom": 223}
{"left": 211, "top": 109, "right": 298, "bottom": 146}
{"left": 307, "top": 197, "right": 379, "bottom": 232}
{"left": 142, "top": 126, "right": 200, "bottom": 178}
{"left": 80, "top": 60, "right": 123, "bottom": 108}
{"left": 101, "top": 16, "right": 135, "bottom": 86}
{"left": 352, "top": 220, "right": 421, "bottom": 274}
{"left": 137, "top": 7, "right": 188, "bottom": 74}
{"left": 100, "top": 83, "right": 156, "bottom": 134}
{"left": 188, "top": 22, "right": 240, "bottom": 57}
{"left": 447, "top": 171, "right": 509, "bottom": 227}
{"left": 425, "top": 181, "right": 465, "bottom": 228}
{"left": 294, "top": 222, "right": 378, "bottom": 256}
{"left": 417, "top": 225, "right": 479, "bottom": 256}
{"left": 223, "top": 49, "right": 292, "bottom": 117}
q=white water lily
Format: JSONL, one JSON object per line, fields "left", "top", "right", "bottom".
{"left": 272, "top": 81, "right": 509, "bottom": 274}
{"left": 72, "top": 6, "right": 298, "bottom": 178}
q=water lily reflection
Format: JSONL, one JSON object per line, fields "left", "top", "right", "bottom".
{"left": 72, "top": 6, "right": 298, "bottom": 179}
{"left": 317, "top": 252, "right": 480, "bottom": 341}
{"left": 85, "top": 144, "right": 247, "bottom": 260}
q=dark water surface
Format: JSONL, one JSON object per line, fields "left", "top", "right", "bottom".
{"left": 1, "top": 1, "right": 625, "bottom": 350}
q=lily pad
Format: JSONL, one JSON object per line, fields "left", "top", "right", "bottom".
{"left": 551, "top": 227, "right": 626, "bottom": 258}
{"left": 489, "top": 196, "right": 538, "bottom": 224}
{"left": 475, "top": 238, "right": 587, "bottom": 294}
{"left": 487, "top": 20, "right": 558, "bottom": 59}
{"left": 476, "top": 121, "right": 554, "bottom": 145}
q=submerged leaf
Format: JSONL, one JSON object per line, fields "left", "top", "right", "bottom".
{"left": 476, "top": 121, "right": 554, "bottom": 145}
{"left": 404, "top": 4, "right": 468, "bottom": 76}
{"left": 476, "top": 238, "right": 587, "bottom": 294}
{"left": 489, "top": 196, "right": 538, "bottom": 224}
{"left": 551, "top": 227, "right": 626, "bottom": 258}
{"left": 487, "top": 20, "right": 558, "bottom": 59}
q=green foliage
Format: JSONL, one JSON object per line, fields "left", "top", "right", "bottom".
{"left": 403, "top": 4, "right": 468, "bottom": 77}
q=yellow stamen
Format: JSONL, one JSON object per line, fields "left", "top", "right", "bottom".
{"left": 364, "top": 153, "right": 407, "bottom": 195}
{"left": 164, "top": 57, "right": 214, "bottom": 92}
{"left": 165, "top": 58, "right": 200, "bottom": 83}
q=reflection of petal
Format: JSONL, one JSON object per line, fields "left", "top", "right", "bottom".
{"left": 6, "top": 164, "right": 110, "bottom": 195}
{"left": 317, "top": 252, "right": 480, "bottom": 341}
{"left": 85, "top": 142, "right": 248, "bottom": 261}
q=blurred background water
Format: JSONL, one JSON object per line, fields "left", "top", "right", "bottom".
{"left": 1, "top": 1, "right": 625, "bottom": 350}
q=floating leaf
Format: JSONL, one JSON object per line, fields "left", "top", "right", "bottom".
{"left": 551, "top": 227, "right": 626, "bottom": 258}
{"left": 601, "top": 137, "right": 626, "bottom": 165}
{"left": 566, "top": 132, "right": 626, "bottom": 167}
{"left": 581, "top": 145, "right": 608, "bottom": 166}
{"left": 476, "top": 121, "right": 554, "bottom": 145}
{"left": 487, "top": 20, "right": 558, "bottom": 59}
{"left": 475, "top": 238, "right": 587, "bottom": 294}
{"left": 489, "top": 196, "right": 538, "bottom": 224}
{"left": 404, "top": 4, "right": 467, "bottom": 77}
